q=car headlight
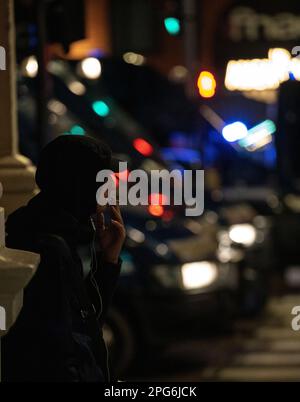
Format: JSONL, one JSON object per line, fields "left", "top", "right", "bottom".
{"left": 228, "top": 224, "right": 256, "bottom": 246}
{"left": 181, "top": 261, "right": 218, "bottom": 290}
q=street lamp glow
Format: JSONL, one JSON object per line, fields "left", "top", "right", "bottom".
{"left": 68, "top": 81, "right": 86, "bottom": 95}
{"left": 79, "top": 57, "right": 101, "bottom": 80}
{"left": 22, "top": 56, "right": 38, "bottom": 78}
{"left": 123, "top": 52, "right": 145, "bottom": 66}
{"left": 169, "top": 65, "right": 188, "bottom": 82}
{"left": 197, "top": 71, "right": 216, "bottom": 98}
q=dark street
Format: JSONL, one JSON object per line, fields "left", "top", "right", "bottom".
{"left": 1, "top": 0, "right": 300, "bottom": 386}
{"left": 131, "top": 293, "right": 300, "bottom": 382}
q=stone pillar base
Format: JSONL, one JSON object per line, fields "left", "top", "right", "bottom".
{"left": 0, "top": 154, "right": 37, "bottom": 216}
{"left": 0, "top": 290, "right": 24, "bottom": 336}
{"left": 0, "top": 243, "right": 40, "bottom": 332}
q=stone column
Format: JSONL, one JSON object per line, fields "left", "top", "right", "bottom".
{"left": 0, "top": 184, "right": 40, "bottom": 381}
{"left": 0, "top": 0, "right": 37, "bottom": 216}
{"left": 0, "top": 0, "right": 40, "bottom": 382}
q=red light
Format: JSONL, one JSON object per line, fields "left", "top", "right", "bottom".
{"left": 148, "top": 193, "right": 168, "bottom": 217}
{"left": 115, "top": 169, "right": 129, "bottom": 182}
{"left": 148, "top": 205, "right": 164, "bottom": 217}
{"left": 149, "top": 193, "right": 168, "bottom": 205}
{"left": 133, "top": 138, "right": 154, "bottom": 157}
{"left": 197, "top": 71, "right": 216, "bottom": 98}
{"left": 110, "top": 173, "right": 119, "bottom": 187}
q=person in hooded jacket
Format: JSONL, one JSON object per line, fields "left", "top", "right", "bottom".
{"left": 2, "top": 135, "right": 126, "bottom": 382}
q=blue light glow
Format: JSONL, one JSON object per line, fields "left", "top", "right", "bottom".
{"left": 89, "top": 48, "right": 105, "bottom": 58}
{"left": 222, "top": 122, "right": 248, "bottom": 142}
{"left": 289, "top": 71, "right": 296, "bottom": 81}
{"left": 161, "top": 148, "right": 201, "bottom": 164}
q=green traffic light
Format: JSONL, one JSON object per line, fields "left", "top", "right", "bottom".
{"left": 164, "top": 17, "right": 180, "bottom": 36}
{"left": 92, "top": 100, "right": 110, "bottom": 117}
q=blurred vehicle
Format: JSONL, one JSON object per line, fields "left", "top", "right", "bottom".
{"left": 78, "top": 207, "right": 239, "bottom": 376}
{"left": 59, "top": 58, "right": 273, "bottom": 316}
{"left": 16, "top": 56, "right": 271, "bottom": 375}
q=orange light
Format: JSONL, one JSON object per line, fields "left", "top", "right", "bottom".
{"left": 149, "top": 193, "right": 168, "bottom": 205}
{"left": 133, "top": 138, "right": 154, "bottom": 157}
{"left": 148, "top": 205, "right": 164, "bottom": 217}
{"left": 197, "top": 71, "right": 216, "bottom": 98}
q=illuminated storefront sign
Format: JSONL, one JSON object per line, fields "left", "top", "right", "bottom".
{"left": 225, "top": 48, "right": 300, "bottom": 91}
{"left": 229, "top": 7, "right": 300, "bottom": 42}
{"left": 215, "top": 1, "right": 300, "bottom": 63}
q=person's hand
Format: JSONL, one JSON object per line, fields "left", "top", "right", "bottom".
{"left": 96, "top": 204, "right": 126, "bottom": 264}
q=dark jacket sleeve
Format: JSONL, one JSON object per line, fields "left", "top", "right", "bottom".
{"left": 85, "top": 255, "right": 121, "bottom": 324}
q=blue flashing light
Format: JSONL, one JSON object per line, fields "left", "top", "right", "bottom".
{"left": 289, "top": 71, "right": 296, "bottom": 81}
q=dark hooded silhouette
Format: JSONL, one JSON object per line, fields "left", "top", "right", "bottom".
{"left": 2, "top": 135, "right": 124, "bottom": 382}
